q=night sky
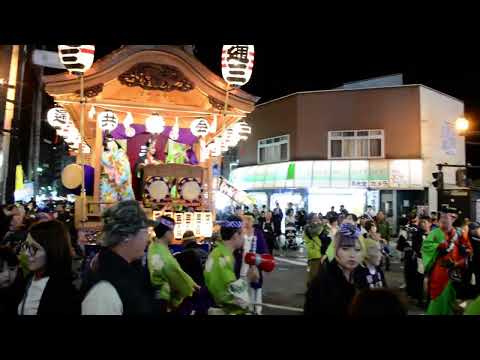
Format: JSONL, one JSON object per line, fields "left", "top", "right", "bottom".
{"left": 49, "top": 44, "right": 480, "bottom": 171}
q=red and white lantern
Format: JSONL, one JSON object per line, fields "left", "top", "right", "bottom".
{"left": 221, "top": 45, "right": 255, "bottom": 87}
{"left": 58, "top": 45, "right": 95, "bottom": 76}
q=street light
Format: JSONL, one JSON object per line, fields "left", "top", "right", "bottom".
{"left": 456, "top": 117, "right": 469, "bottom": 134}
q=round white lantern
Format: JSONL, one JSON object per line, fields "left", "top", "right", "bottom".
{"left": 58, "top": 45, "right": 95, "bottom": 76}
{"left": 98, "top": 111, "right": 119, "bottom": 132}
{"left": 47, "top": 107, "right": 71, "bottom": 129}
{"left": 224, "top": 128, "right": 240, "bottom": 148}
{"left": 123, "top": 112, "right": 136, "bottom": 138}
{"left": 233, "top": 121, "right": 251, "bottom": 140}
{"left": 169, "top": 117, "right": 180, "bottom": 141}
{"left": 190, "top": 118, "right": 210, "bottom": 138}
{"left": 145, "top": 113, "right": 165, "bottom": 134}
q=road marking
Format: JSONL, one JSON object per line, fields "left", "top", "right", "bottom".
{"left": 275, "top": 257, "right": 307, "bottom": 266}
{"left": 260, "top": 303, "right": 304, "bottom": 313}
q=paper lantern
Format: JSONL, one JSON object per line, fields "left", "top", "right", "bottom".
{"left": 123, "top": 112, "right": 136, "bottom": 137}
{"left": 47, "top": 107, "right": 71, "bottom": 129}
{"left": 98, "top": 111, "right": 119, "bottom": 132}
{"left": 233, "top": 121, "right": 251, "bottom": 140}
{"left": 169, "top": 117, "right": 180, "bottom": 141}
{"left": 224, "top": 127, "right": 240, "bottom": 148}
{"left": 58, "top": 45, "right": 95, "bottom": 76}
{"left": 88, "top": 105, "right": 96, "bottom": 120}
{"left": 145, "top": 113, "right": 165, "bottom": 134}
{"left": 190, "top": 118, "right": 210, "bottom": 137}
{"left": 61, "top": 164, "right": 83, "bottom": 189}
{"left": 221, "top": 45, "right": 255, "bottom": 87}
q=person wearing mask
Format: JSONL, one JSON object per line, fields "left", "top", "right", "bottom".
{"left": 81, "top": 201, "right": 156, "bottom": 315}
{"left": 0, "top": 246, "right": 24, "bottom": 314}
{"left": 354, "top": 237, "right": 387, "bottom": 290}
{"left": 18, "top": 220, "right": 79, "bottom": 315}
{"left": 304, "top": 213, "right": 330, "bottom": 285}
{"left": 148, "top": 216, "right": 199, "bottom": 314}
{"left": 262, "top": 211, "right": 276, "bottom": 254}
{"left": 349, "top": 288, "right": 407, "bottom": 317}
{"left": 304, "top": 223, "right": 362, "bottom": 316}
{"left": 326, "top": 206, "right": 337, "bottom": 220}
{"left": 421, "top": 207, "right": 473, "bottom": 315}
{"left": 272, "top": 202, "right": 283, "bottom": 241}
{"left": 204, "top": 216, "right": 253, "bottom": 315}
{"left": 174, "top": 231, "right": 210, "bottom": 315}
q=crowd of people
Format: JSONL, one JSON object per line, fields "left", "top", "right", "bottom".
{"left": 2, "top": 195, "right": 480, "bottom": 316}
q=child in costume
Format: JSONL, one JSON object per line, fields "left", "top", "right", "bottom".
{"left": 421, "top": 207, "right": 473, "bottom": 315}
{"left": 148, "top": 216, "right": 199, "bottom": 313}
{"left": 204, "top": 216, "right": 253, "bottom": 315}
{"left": 354, "top": 237, "right": 387, "bottom": 290}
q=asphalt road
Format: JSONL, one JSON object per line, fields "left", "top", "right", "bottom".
{"left": 261, "top": 241, "right": 426, "bottom": 315}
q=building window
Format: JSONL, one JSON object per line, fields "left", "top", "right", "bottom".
{"left": 328, "top": 129, "right": 384, "bottom": 159}
{"left": 257, "top": 135, "right": 290, "bottom": 164}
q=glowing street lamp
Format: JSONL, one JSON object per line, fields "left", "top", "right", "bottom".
{"left": 456, "top": 117, "right": 469, "bottom": 133}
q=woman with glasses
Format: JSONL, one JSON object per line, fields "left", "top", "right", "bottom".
{"left": 17, "top": 220, "right": 79, "bottom": 315}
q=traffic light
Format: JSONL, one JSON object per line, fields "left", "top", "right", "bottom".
{"left": 432, "top": 171, "right": 444, "bottom": 189}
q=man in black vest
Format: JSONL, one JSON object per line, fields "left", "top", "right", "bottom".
{"left": 81, "top": 200, "right": 157, "bottom": 315}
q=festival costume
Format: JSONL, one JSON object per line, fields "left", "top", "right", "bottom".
{"left": 237, "top": 227, "right": 269, "bottom": 314}
{"left": 147, "top": 241, "right": 197, "bottom": 311}
{"left": 100, "top": 142, "right": 135, "bottom": 205}
{"left": 422, "top": 227, "right": 472, "bottom": 315}
{"left": 204, "top": 241, "right": 249, "bottom": 315}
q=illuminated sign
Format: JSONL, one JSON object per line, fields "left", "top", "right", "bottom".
{"left": 153, "top": 211, "right": 213, "bottom": 239}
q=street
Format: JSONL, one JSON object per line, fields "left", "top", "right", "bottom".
{"left": 261, "top": 239, "right": 425, "bottom": 315}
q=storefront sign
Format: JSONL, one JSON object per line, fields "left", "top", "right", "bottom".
{"left": 231, "top": 159, "right": 425, "bottom": 190}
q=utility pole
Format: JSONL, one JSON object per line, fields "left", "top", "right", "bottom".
{"left": 32, "top": 46, "right": 45, "bottom": 196}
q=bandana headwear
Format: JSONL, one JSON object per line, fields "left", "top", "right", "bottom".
{"left": 158, "top": 217, "right": 175, "bottom": 230}
{"left": 216, "top": 220, "right": 243, "bottom": 229}
{"left": 335, "top": 223, "right": 361, "bottom": 249}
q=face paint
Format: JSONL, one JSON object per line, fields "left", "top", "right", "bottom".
{"left": 24, "top": 234, "right": 47, "bottom": 272}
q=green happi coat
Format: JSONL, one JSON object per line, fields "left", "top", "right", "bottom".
{"left": 204, "top": 241, "right": 249, "bottom": 315}
{"left": 147, "top": 241, "right": 197, "bottom": 309}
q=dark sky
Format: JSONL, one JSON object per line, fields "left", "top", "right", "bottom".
{"left": 49, "top": 44, "right": 480, "bottom": 168}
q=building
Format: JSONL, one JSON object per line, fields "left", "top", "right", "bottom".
{"left": 230, "top": 75, "right": 466, "bottom": 231}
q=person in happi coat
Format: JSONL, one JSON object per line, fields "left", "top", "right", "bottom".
{"left": 148, "top": 216, "right": 199, "bottom": 314}
{"left": 204, "top": 216, "right": 253, "bottom": 315}
{"left": 421, "top": 207, "right": 473, "bottom": 315}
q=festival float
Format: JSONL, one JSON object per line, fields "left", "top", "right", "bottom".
{"left": 42, "top": 45, "right": 258, "bottom": 244}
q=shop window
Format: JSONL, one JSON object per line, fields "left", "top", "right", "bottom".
{"left": 328, "top": 129, "right": 384, "bottom": 159}
{"left": 258, "top": 135, "right": 290, "bottom": 164}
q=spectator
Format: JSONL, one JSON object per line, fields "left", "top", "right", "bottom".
{"left": 349, "top": 288, "right": 407, "bottom": 317}
{"left": 326, "top": 206, "right": 337, "bottom": 220}
{"left": 272, "top": 202, "right": 283, "bottom": 240}
{"left": 467, "top": 222, "right": 480, "bottom": 298}
{"left": 325, "top": 217, "right": 340, "bottom": 262}
{"left": 174, "top": 231, "right": 210, "bottom": 315}
{"left": 304, "top": 223, "right": 362, "bottom": 316}
{"left": 304, "top": 214, "right": 329, "bottom": 285}
{"left": 0, "top": 246, "right": 25, "bottom": 314}
{"left": 148, "top": 216, "right": 198, "bottom": 314}
{"left": 261, "top": 211, "right": 276, "bottom": 254}
{"left": 18, "top": 220, "right": 79, "bottom": 315}
{"left": 358, "top": 215, "right": 368, "bottom": 238}
{"left": 376, "top": 211, "right": 391, "bottom": 243}
{"left": 339, "top": 205, "right": 348, "bottom": 216}
{"left": 81, "top": 201, "right": 156, "bottom": 315}
{"left": 366, "top": 205, "right": 377, "bottom": 219}
{"left": 430, "top": 212, "right": 439, "bottom": 229}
